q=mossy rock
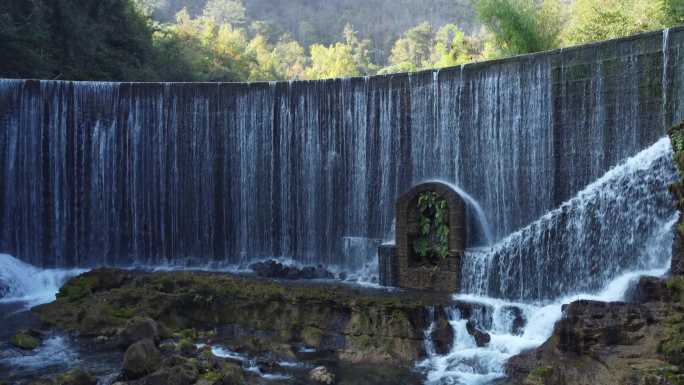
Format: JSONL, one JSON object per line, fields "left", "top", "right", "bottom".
{"left": 177, "top": 338, "right": 197, "bottom": 355}
{"left": 523, "top": 366, "right": 555, "bottom": 385}
{"left": 55, "top": 369, "right": 97, "bottom": 385}
{"left": 218, "top": 362, "right": 245, "bottom": 384}
{"left": 10, "top": 332, "right": 41, "bottom": 350}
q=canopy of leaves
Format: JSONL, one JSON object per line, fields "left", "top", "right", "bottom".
{"left": 563, "top": 0, "right": 674, "bottom": 45}
{"left": 0, "top": 0, "right": 157, "bottom": 81}
{"left": 2, "top": 0, "right": 684, "bottom": 82}
{"left": 475, "top": 0, "right": 562, "bottom": 56}
{"left": 304, "top": 43, "right": 360, "bottom": 80}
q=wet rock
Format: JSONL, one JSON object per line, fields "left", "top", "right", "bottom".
{"left": 557, "top": 300, "right": 653, "bottom": 354}
{"left": 122, "top": 338, "right": 162, "bottom": 380}
{"left": 256, "top": 358, "right": 280, "bottom": 373}
{"left": 10, "top": 330, "right": 41, "bottom": 350}
{"left": 141, "top": 357, "right": 199, "bottom": 385}
{"left": 338, "top": 272, "right": 348, "bottom": 281}
{"left": 214, "top": 362, "right": 246, "bottom": 385}
{"left": 249, "top": 260, "right": 334, "bottom": 280}
{"left": 309, "top": 366, "right": 335, "bottom": 384}
{"left": 430, "top": 310, "right": 454, "bottom": 355}
{"left": 466, "top": 320, "right": 491, "bottom": 347}
{"left": 55, "top": 369, "right": 97, "bottom": 385}
{"left": 36, "top": 268, "right": 452, "bottom": 367}
{"left": 630, "top": 276, "right": 671, "bottom": 303}
{"left": 117, "top": 317, "right": 159, "bottom": 349}
{"left": 502, "top": 306, "right": 526, "bottom": 335}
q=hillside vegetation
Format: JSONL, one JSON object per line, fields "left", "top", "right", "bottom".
{"left": 1, "top": 0, "right": 683, "bottom": 82}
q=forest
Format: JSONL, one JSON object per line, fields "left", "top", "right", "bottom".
{"left": 1, "top": 0, "right": 683, "bottom": 82}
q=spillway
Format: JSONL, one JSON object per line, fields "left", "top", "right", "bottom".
{"left": 1, "top": 28, "right": 683, "bottom": 273}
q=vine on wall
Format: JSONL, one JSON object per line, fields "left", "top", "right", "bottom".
{"left": 413, "top": 191, "right": 450, "bottom": 261}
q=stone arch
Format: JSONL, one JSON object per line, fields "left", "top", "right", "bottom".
{"left": 380, "top": 181, "right": 467, "bottom": 292}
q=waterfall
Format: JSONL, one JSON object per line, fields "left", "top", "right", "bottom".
{"left": 420, "top": 138, "right": 678, "bottom": 384}
{"left": 0, "top": 28, "right": 683, "bottom": 270}
{"left": 0, "top": 254, "right": 83, "bottom": 307}
{"left": 460, "top": 137, "right": 678, "bottom": 301}
{"left": 422, "top": 267, "right": 670, "bottom": 385}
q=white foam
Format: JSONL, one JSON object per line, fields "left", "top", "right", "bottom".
{"left": 0, "top": 254, "right": 84, "bottom": 308}
{"left": 422, "top": 267, "right": 669, "bottom": 384}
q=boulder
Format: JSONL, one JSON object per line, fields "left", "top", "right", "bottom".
{"left": 10, "top": 330, "right": 41, "bottom": 350}
{"left": 55, "top": 369, "right": 97, "bottom": 385}
{"left": 140, "top": 361, "right": 199, "bottom": 385}
{"left": 117, "top": 317, "right": 160, "bottom": 349}
{"left": 466, "top": 320, "right": 491, "bottom": 347}
{"left": 217, "top": 362, "right": 245, "bottom": 385}
{"left": 556, "top": 300, "right": 654, "bottom": 355}
{"left": 309, "top": 366, "right": 335, "bottom": 384}
{"left": 122, "top": 338, "right": 162, "bottom": 380}
{"left": 630, "top": 276, "right": 671, "bottom": 303}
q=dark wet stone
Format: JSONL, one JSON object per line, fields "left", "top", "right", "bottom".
{"left": 629, "top": 276, "right": 671, "bottom": 303}
{"left": 55, "top": 369, "right": 97, "bottom": 385}
{"left": 466, "top": 320, "right": 491, "bottom": 347}
{"left": 430, "top": 310, "right": 454, "bottom": 355}
{"left": 502, "top": 306, "right": 526, "bottom": 335}
{"left": 122, "top": 339, "right": 161, "bottom": 380}
{"left": 117, "top": 317, "right": 160, "bottom": 349}
{"left": 250, "top": 260, "right": 334, "bottom": 280}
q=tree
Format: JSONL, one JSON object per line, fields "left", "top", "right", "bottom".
{"left": 272, "top": 38, "right": 308, "bottom": 80}
{"left": 388, "top": 22, "right": 435, "bottom": 68}
{"left": 343, "top": 23, "right": 377, "bottom": 75}
{"left": 0, "top": 0, "right": 158, "bottom": 81}
{"left": 246, "top": 34, "right": 281, "bottom": 80}
{"left": 202, "top": 0, "right": 246, "bottom": 26}
{"left": 475, "top": 0, "right": 562, "bottom": 56}
{"left": 563, "top": 0, "right": 671, "bottom": 45}
{"left": 304, "top": 43, "right": 360, "bottom": 80}
{"left": 431, "top": 24, "right": 473, "bottom": 68}
{"left": 664, "top": 0, "right": 684, "bottom": 24}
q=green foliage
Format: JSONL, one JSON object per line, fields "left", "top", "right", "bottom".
{"left": 563, "top": 0, "right": 668, "bottom": 45}
{"left": 413, "top": 191, "right": 450, "bottom": 260}
{"left": 475, "top": 0, "right": 562, "bottom": 56}
{"left": 389, "top": 22, "right": 435, "bottom": 68}
{"left": 3, "top": 0, "right": 683, "bottom": 82}
{"left": 304, "top": 43, "right": 360, "bottom": 80}
{"left": 432, "top": 24, "right": 477, "bottom": 68}
{"left": 177, "top": 338, "right": 195, "bottom": 354}
{"left": 664, "top": 0, "right": 684, "bottom": 24}
{"left": 202, "top": 0, "right": 245, "bottom": 26}
{"left": 0, "top": 0, "right": 158, "bottom": 81}
{"left": 671, "top": 126, "right": 684, "bottom": 154}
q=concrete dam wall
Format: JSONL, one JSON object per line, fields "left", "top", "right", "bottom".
{"left": 1, "top": 27, "right": 683, "bottom": 268}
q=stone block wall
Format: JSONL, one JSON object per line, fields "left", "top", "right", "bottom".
{"left": 379, "top": 181, "right": 467, "bottom": 292}
{"left": 669, "top": 121, "right": 684, "bottom": 275}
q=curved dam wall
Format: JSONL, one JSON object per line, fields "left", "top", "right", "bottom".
{"left": 1, "top": 27, "right": 684, "bottom": 268}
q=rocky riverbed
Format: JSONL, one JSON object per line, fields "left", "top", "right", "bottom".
{"left": 2, "top": 268, "right": 458, "bottom": 385}
{"left": 3, "top": 268, "right": 684, "bottom": 385}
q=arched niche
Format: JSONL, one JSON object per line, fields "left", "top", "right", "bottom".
{"left": 379, "top": 181, "right": 467, "bottom": 292}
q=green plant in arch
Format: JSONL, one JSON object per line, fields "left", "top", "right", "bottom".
{"left": 413, "top": 191, "right": 450, "bottom": 260}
